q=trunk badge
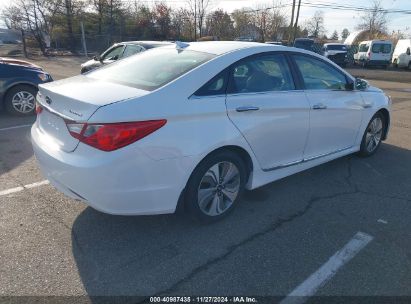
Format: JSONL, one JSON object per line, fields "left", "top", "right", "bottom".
{"left": 45, "top": 96, "right": 52, "bottom": 104}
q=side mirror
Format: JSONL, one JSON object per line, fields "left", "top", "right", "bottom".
{"left": 111, "top": 55, "right": 119, "bottom": 60}
{"left": 355, "top": 78, "right": 369, "bottom": 91}
{"left": 93, "top": 55, "right": 101, "bottom": 61}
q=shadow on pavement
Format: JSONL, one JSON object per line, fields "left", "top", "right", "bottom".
{"left": 71, "top": 143, "right": 411, "bottom": 299}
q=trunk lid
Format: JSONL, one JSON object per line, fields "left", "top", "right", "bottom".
{"left": 36, "top": 75, "right": 149, "bottom": 152}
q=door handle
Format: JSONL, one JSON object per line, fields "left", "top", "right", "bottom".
{"left": 236, "top": 106, "right": 260, "bottom": 112}
{"left": 312, "top": 103, "right": 327, "bottom": 110}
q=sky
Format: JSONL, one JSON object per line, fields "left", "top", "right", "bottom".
{"left": 0, "top": 0, "right": 410, "bottom": 37}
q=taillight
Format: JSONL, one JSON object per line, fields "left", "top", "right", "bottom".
{"left": 35, "top": 102, "right": 43, "bottom": 114}
{"left": 66, "top": 120, "right": 166, "bottom": 151}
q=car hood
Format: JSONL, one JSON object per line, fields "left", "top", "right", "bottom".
{"left": 38, "top": 75, "right": 149, "bottom": 121}
{"left": 0, "top": 57, "right": 43, "bottom": 70}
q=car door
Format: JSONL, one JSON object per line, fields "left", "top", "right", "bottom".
{"left": 226, "top": 53, "right": 310, "bottom": 170}
{"left": 291, "top": 54, "right": 364, "bottom": 160}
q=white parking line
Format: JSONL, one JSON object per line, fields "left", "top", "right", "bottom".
{"left": 280, "top": 231, "right": 374, "bottom": 304}
{"left": 0, "top": 124, "right": 33, "bottom": 132}
{"left": 0, "top": 180, "right": 49, "bottom": 196}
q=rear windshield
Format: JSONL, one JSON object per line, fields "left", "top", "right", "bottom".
{"left": 326, "top": 45, "right": 347, "bottom": 51}
{"left": 359, "top": 44, "right": 369, "bottom": 52}
{"left": 88, "top": 48, "right": 215, "bottom": 91}
{"left": 371, "top": 43, "right": 391, "bottom": 54}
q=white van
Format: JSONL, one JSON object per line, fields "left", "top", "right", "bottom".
{"left": 354, "top": 40, "right": 393, "bottom": 68}
{"left": 392, "top": 39, "right": 411, "bottom": 69}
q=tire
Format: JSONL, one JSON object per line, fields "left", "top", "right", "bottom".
{"left": 185, "top": 150, "right": 247, "bottom": 223}
{"left": 4, "top": 85, "right": 37, "bottom": 116}
{"left": 358, "top": 112, "right": 385, "bottom": 157}
{"left": 408, "top": 62, "right": 411, "bottom": 70}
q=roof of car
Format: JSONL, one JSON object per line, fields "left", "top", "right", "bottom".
{"left": 323, "top": 43, "right": 346, "bottom": 46}
{"left": 121, "top": 41, "right": 173, "bottom": 46}
{"left": 160, "top": 41, "right": 284, "bottom": 55}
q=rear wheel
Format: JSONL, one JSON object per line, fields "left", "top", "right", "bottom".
{"left": 185, "top": 151, "right": 247, "bottom": 223}
{"left": 358, "top": 113, "right": 385, "bottom": 157}
{"left": 4, "top": 85, "right": 37, "bottom": 116}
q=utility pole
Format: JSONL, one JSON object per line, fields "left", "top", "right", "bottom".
{"left": 293, "top": 0, "right": 302, "bottom": 42}
{"left": 288, "top": 0, "right": 296, "bottom": 45}
{"left": 80, "top": 21, "right": 88, "bottom": 58}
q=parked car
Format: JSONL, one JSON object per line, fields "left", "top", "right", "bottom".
{"left": 354, "top": 40, "right": 393, "bottom": 68}
{"left": 392, "top": 39, "right": 411, "bottom": 69}
{"left": 293, "top": 38, "right": 315, "bottom": 51}
{"left": 321, "top": 43, "right": 349, "bottom": 67}
{"left": 80, "top": 41, "right": 173, "bottom": 73}
{"left": 0, "top": 57, "right": 52, "bottom": 116}
{"left": 32, "top": 42, "right": 390, "bottom": 222}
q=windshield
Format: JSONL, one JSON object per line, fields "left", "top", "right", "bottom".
{"left": 88, "top": 48, "right": 215, "bottom": 91}
{"left": 326, "top": 45, "right": 347, "bottom": 51}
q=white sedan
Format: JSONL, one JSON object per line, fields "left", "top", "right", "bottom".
{"left": 32, "top": 42, "right": 391, "bottom": 222}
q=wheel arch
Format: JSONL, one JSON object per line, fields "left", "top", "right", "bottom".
{"left": 175, "top": 144, "right": 255, "bottom": 214}
{"left": 377, "top": 108, "right": 390, "bottom": 140}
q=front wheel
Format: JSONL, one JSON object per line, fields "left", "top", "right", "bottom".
{"left": 185, "top": 151, "right": 247, "bottom": 223}
{"left": 4, "top": 85, "right": 37, "bottom": 116}
{"left": 358, "top": 113, "right": 385, "bottom": 157}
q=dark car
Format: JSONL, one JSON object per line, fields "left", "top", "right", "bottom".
{"left": 294, "top": 38, "right": 315, "bottom": 51}
{"left": 0, "top": 58, "right": 52, "bottom": 116}
{"left": 80, "top": 41, "right": 173, "bottom": 74}
{"left": 321, "top": 43, "right": 349, "bottom": 67}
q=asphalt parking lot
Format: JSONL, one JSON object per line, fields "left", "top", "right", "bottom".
{"left": 1, "top": 57, "right": 411, "bottom": 302}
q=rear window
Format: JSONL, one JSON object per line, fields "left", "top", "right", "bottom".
{"left": 326, "top": 45, "right": 347, "bottom": 51}
{"left": 371, "top": 43, "right": 392, "bottom": 54}
{"left": 359, "top": 44, "right": 369, "bottom": 52}
{"left": 88, "top": 48, "right": 215, "bottom": 91}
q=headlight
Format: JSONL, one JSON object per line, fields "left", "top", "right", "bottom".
{"left": 37, "top": 73, "right": 50, "bottom": 81}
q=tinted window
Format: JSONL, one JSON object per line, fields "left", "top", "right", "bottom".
{"left": 294, "top": 55, "right": 348, "bottom": 90}
{"left": 195, "top": 71, "right": 228, "bottom": 96}
{"left": 89, "top": 49, "right": 215, "bottom": 91}
{"left": 102, "top": 45, "right": 124, "bottom": 60}
{"left": 229, "top": 54, "right": 295, "bottom": 93}
{"left": 359, "top": 44, "right": 369, "bottom": 52}
{"left": 371, "top": 43, "right": 391, "bottom": 54}
{"left": 123, "top": 45, "right": 143, "bottom": 57}
{"left": 326, "top": 45, "right": 347, "bottom": 51}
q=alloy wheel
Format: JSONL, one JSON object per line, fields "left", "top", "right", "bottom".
{"left": 365, "top": 117, "right": 383, "bottom": 153}
{"left": 11, "top": 91, "right": 35, "bottom": 114}
{"left": 197, "top": 161, "right": 241, "bottom": 216}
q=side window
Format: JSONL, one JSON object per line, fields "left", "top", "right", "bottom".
{"left": 102, "top": 45, "right": 124, "bottom": 61}
{"left": 293, "top": 55, "right": 348, "bottom": 90}
{"left": 194, "top": 70, "right": 228, "bottom": 96}
{"left": 359, "top": 44, "right": 369, "bottom": 52}
{"left": 122, "top": 45, "right": 143, "bottom": 58}
{"left": 229, "top": 54, "right": 295, "bottom": 94}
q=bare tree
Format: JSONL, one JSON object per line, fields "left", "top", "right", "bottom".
{"left": 305, "top": 10, "right": 325, "bottom": 38}
{"left": 187, "top": 0, "right": 211, "bottom": 39}
{"left": 205, "top": 9, "right": 234, "bottom": 39}
{"left": 356, "top": 0, "right": 388, "bottom": 39}
{"left": 3, "top": 0, "right": 61, "bottom": 55}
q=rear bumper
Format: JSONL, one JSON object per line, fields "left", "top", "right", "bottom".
{"left": 356, "top": 59, "right": 390, "bottom": 66}
{"left": 31, "top": 124, "right": 193, "bottom": 215}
